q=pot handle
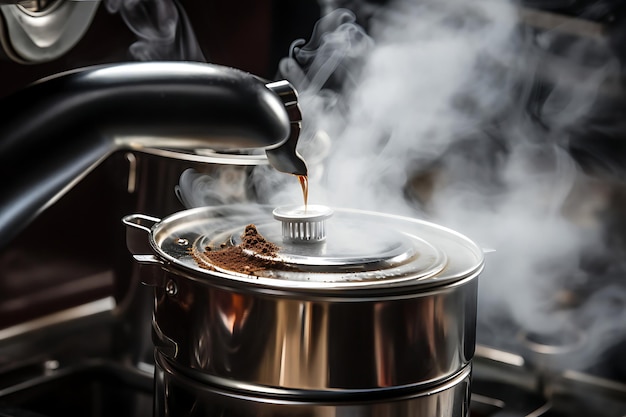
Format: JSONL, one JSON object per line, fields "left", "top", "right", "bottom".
{"left": 133, "top": 254, "right": 164, "bottom": 265}
{"left": 123, "top": 214, "right": 161, "bottom": 255}
{"left": 122, "top": 214, "right": 161, "bottom": 233}
{"left": 132, "top": 255, "right": 169, "bottom": 287}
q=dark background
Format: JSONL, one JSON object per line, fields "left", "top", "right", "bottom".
{"left": 0, "top": 0, "right": 322, "bottom": 98}
{"left": 1, "top": 0, "right": 625, "bottom": 99}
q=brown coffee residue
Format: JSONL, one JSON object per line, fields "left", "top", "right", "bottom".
{"left": 298, "top": 174, "right": 308, "bottom": 210}
{"left": 194, "top": 224, "right": 295, "bottom": 276}
{"left": 240, "top": 224, "right": 279, "bottom": 254}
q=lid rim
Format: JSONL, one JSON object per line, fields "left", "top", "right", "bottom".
{"left": 157, "top": 260, "right": 484, "bottom": 299}
{"left": 145, "top": 204, "right": 485, "bottom": 292}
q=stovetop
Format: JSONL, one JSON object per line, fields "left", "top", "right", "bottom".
{"left": 0, "top": 307, "right": 625, "bottom": 417}
{"left": 2, "top": 357, "right": 625, "bottom": 417}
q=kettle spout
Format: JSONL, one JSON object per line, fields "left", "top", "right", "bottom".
{"left": 0, "top": 62, "right": 307, "bottom": 250}
{"left": 264, "top": 80, "right": 308, "bottom": 177}
{"left": 265, "top": 126, "right": 308, "bottom": 177}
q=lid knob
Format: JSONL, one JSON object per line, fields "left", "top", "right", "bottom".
{"left": 272, "top": 205, "right": 334, "bottom": 243}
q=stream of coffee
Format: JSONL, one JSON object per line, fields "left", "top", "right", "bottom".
{"left": 297, "top": 175, "right": 308, "bottom": 210}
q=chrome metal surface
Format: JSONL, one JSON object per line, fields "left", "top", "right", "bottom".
{"left": 125, "top": 204, "right": 481, "bottom": 393}
{"left": 150, "top": 275, "right": 477, "bottom": 393}
{"left": 119, "top": 151, "right": 268, "bottom": 368}
{"left": 224, "top": 215, "right": 445, "bottom": 282}
{"left": 154, "top": 351, "right": 472, "bottom": 417}
{"left": 264, "top": 80, "right": 308, "bottom": 176}
{"left": 0, "top": 62, "right": 305, "bottom": 250}
{"left": 273, "top": 204, "right": 333, "bottom": 243}
{"left": 17, "top": 0, "right": 60, "bottom": 13}
{"left": 0, "top": 0, "right": 100, "bottom": 63}
{"left": 126, "top": 204, "right": 482, "bottom": 289}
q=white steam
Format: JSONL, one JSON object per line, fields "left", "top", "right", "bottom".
{"left": 105, "top": 0, "right": 205, "bottom": 61}
{"left": 270, "top": 0, "right": 623, "bottom": 370}
{"left": 160, "top": 0, "right": 624, "bottom": 372}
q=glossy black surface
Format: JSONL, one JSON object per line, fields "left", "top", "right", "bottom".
{"left": 0, "top": 61, "right": 292, "bottom": 250}
{"left": 0, "top": 362, "right": 152, "bottom": 417}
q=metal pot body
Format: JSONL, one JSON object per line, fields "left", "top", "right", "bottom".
{"left": 154, "top": 351, "right": 472, "bottom": 417}
{"left": 118, "top": 151, "right": 266, "bottom": 367}
{"left": 124, "top": 205, "right": 483, "bottom": 394}
{"left": 149, "top": 262, "right": 477, "bottom": 394}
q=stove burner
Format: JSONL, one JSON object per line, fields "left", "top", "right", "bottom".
{"left": 520, "top": 328, "right": 586, "bottom": 355}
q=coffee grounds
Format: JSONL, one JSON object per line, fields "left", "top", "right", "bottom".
{"left": 240, "top": 224, "right": 279, "bottom": 255}
{"left": 194, "top": 224, "right": 295, "bottom": 276}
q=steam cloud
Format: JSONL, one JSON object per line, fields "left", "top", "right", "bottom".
{"left": 122, "top": 0, "right": 626, "bottom": 372}
{"left": 270, "top": 0, "right": 624, "bottom": 371}
{"left": 105, "top": 0, "right": 205, "bottom": 61}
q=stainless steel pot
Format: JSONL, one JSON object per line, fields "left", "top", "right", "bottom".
{"left": 154, "top": 350, "right": 472, "bottom": 417}
{"left": 124, "top": 204, "right": 483, "bottom": 397}
{"left": 114, "top": 150, "right": 269, "bottom": 367}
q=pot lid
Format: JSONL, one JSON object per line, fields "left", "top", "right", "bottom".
{"left": 148, "top": 204, "right": 484, "bottom": 291}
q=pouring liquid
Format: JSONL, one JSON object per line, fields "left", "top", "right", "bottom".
{"left": 297, "top": 175, "right": 308, "bottom": 211}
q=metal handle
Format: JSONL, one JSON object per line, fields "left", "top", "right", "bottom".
{"left": 132, "top": 255, "right": 169, "bottom": 288}
{"left": 133, "top": 254, "right": 164, "bottom": 265}
{"left": 123, "top": 214, "right": 161, "bottom": 255}
{"left": 122, "top": 214, "right": 161, "bottom": 233}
